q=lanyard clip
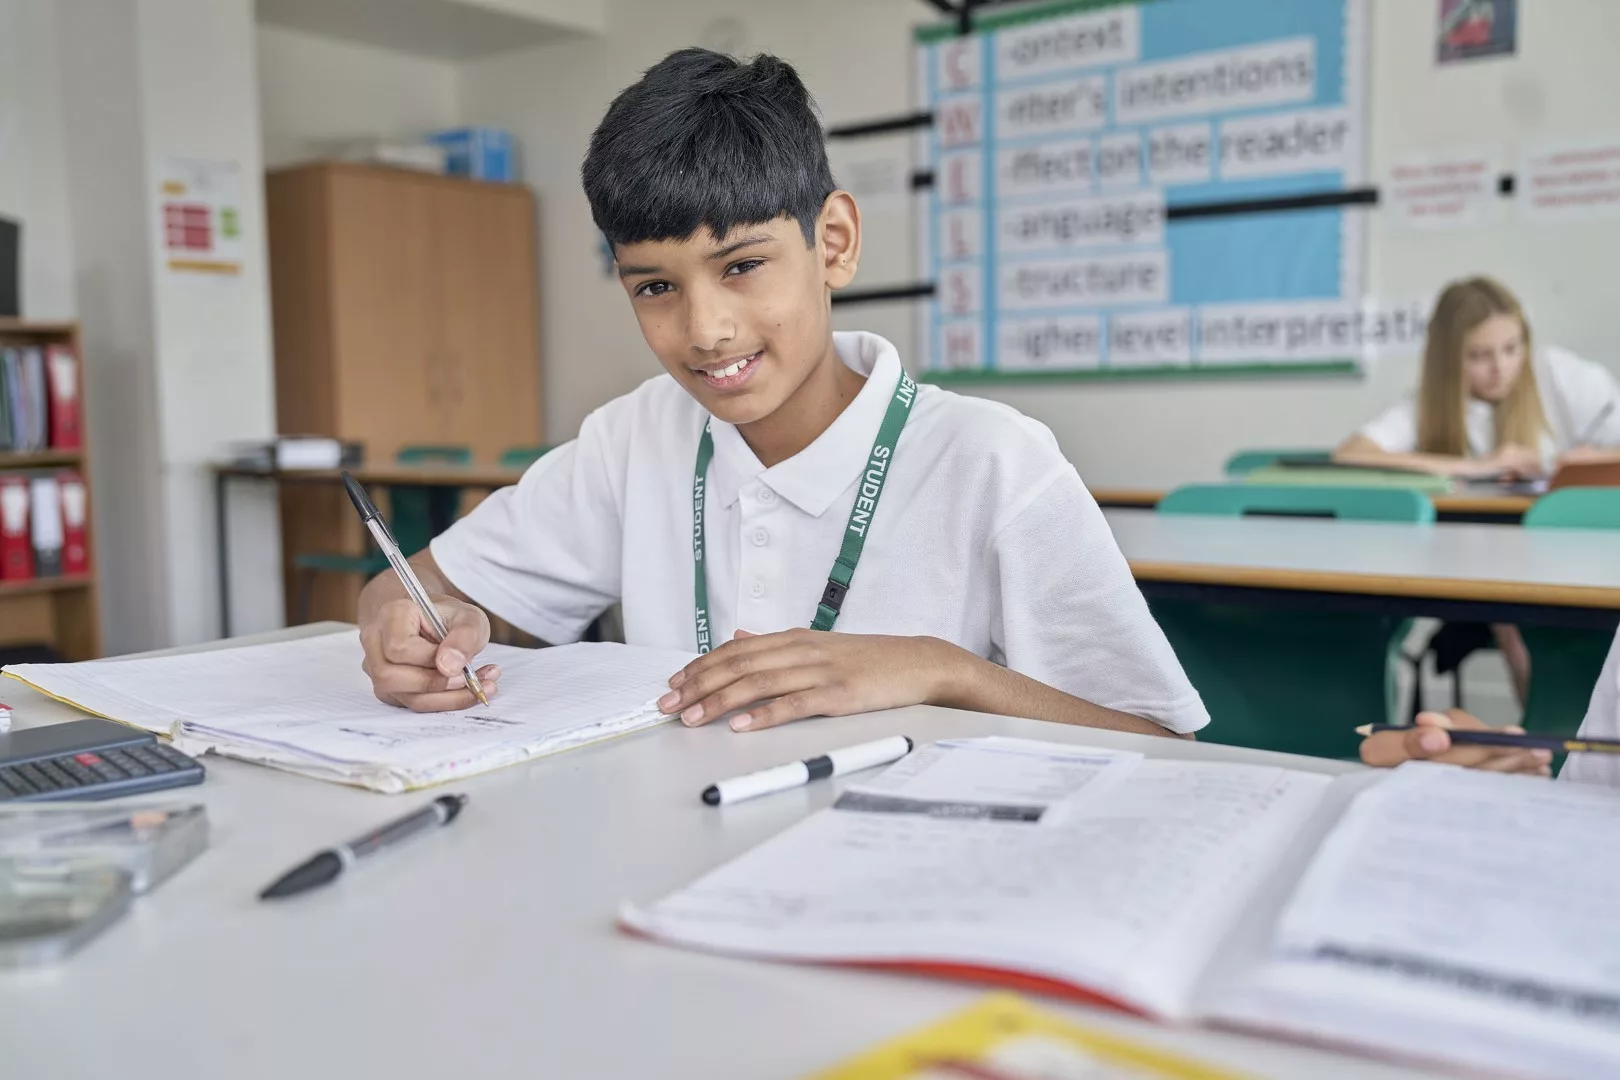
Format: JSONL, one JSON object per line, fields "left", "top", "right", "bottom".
{"left": 819, "top": 578, "right": 849, "bottom": 614}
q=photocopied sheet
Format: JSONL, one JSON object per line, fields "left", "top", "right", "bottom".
{"left": 4, "top": 631, "right": 698, "bottom": 792}
{"left": 1212, "top": 762, "right": 1620, "bottom": 1079}
{"left": 622, "top": 738, "right": 1330, "bottom": 1020}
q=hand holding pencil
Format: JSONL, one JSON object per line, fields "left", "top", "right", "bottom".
{"left": 1358, "top": 709, "right": 1555, "bottom": 776}
{"left": 345, "top": 472, "right": 498, "bottom": 711}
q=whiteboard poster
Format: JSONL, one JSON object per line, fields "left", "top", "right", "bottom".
{"left": 915, "top": 0, "right": 1370, "bottom": 379}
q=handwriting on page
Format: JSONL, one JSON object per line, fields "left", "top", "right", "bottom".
{"left": 633, "top": 745, "right": 1328, "bottom": 1018}
{"left": 1275, "top": 762, "right": 1620, "bottom": 1008}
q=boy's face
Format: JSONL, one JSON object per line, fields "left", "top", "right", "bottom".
{"left": 614, "top": 195, "right": 860, "bottom": 427}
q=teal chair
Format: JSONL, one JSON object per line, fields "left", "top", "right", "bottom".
{"left": 1151, "top": 484, "right": 1434, "bottom": 759}
{"left": 500, "top": 444, "right": 555, "bottom": 469}
{"left": 1520, "top": 489, "right": 1620, "bottom": 735}
{"left": 1223, "top": 448, "right": 1333, "bottom": 476}
{"left": 293, "top": 445, "right": 472, "bottom": 623}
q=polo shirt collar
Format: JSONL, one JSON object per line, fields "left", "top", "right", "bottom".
{"left": 708, "top": 332, "right": 904, "bottom": 517}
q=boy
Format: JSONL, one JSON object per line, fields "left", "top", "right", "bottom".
{"left": 1360, "top": 627, "right": 1619, "bottom": 785}
{"left": 358, "top": 49, "right": 1208, "bottom": 738}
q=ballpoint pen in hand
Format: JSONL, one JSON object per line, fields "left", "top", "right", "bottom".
{"left": 341, "top": 471, "right": 490, "bottom": 707}
{"left": 1576, "top": 400, "right": 1617, "bottom": 448}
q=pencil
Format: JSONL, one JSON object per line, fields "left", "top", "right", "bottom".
{"left": 1355, "top": 724, "right": 1620, "bottom": 754}
{"left": 1576, "top": 400, "right": 1617, "bottom": 447}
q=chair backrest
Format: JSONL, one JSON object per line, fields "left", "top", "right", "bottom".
{"left": 396, "top": 444, "right": 472, "bottom": 466}
{"left": 1524, "top": 487, "right": 1620, "bottom": 529}
{"left": 1159, "top": 483, "right": 1436, "bottom": 524}
{"left": 388, "top": 445, "right": 470, "bottom": 555}
{"left": 1548, "top": 461, "right": 1620, "bottom": 491}
{"left": 1223, "top": 448, "right": 1333, "bottom": 476}
{"left": 500, "top": 445, "right": 554, "bottom": 468}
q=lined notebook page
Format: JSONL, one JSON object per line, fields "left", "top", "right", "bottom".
{"left": 623, "top": 738, "right": 1328, "bottom": 1020}
{"left": 5, "top": 631, "right": 696, "bottom": 791}
{"left": 1213, "top": 763, "right": 1620, "bottom": 1078}
{"left": 7, "top": 631, "right": 535, "bottom": 731}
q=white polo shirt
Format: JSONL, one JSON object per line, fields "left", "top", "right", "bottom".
{"left": 1358, "top": 346, "right": 1620, "bottom": 465}
{"left": 430, "top": 331, "right": 1208, "bottom": 734}
{"left": 1563, "top": 629, "right": 1620, "bottom": 787}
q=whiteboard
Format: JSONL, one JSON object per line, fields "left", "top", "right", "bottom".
{"left": 913, "top": 0, "right": 1374, "bottom": 381}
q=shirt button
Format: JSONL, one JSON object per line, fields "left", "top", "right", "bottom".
{"left": 758, "top": 487, "right": 776, "bottom": 504}
{"left": 749, "top": 581, "right": 766, "bottom": 599}
{"left": 751, "top": 529, "right": 768, "bottom": 547}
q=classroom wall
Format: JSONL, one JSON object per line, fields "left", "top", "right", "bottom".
{"left": 0, "top": 0, "right": 76, "bottom": 319}
{"left": 57, "top": 0, "right": 283, "bottom": 653}
{"left": 457, "top": 0, "right": 1620, "bottom": 487}
{"left": 257, "top": 25, "right": 461, "bottom": 169}
{"left": 138, "top": 0, "right": 283, "bottom": 647}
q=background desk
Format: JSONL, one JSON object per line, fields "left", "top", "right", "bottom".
{"left": 1092, "top": 487, "right": 1537, "bottom": 524}
{"left": 1106, "top": 508, "right": 1620, "bottom": 630}
{"left": 0, "top": 625, "right": 1441, "bottom": 1080}
{"left": 213, "top": 463, "right": 528, "bottom": 636}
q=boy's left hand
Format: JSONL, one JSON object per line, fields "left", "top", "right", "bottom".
{"left": 658, "top": 629, "right": 958, "bottom": 731}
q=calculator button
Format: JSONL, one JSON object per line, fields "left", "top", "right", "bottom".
{"left": 104, "top": 749, "right": 149, "bottom": 776}
{"left": 2, "top": 767, "right": 37, "bottom": 794}
{"left": 39, "top": 761, "right": 76, "bottom": 786}
{"left": 18, "top": 763, "right": 57, "bottom": 790}
{"left": 134, "top": 750, "right": 174, "bottom": 773}
{"left": 152, "top": 745, "right": 194, "bottom": 767}
{"left": 60, "top": 759, "right": 97, "bottom": 784}
{"left": 38, "top": 760, "right": 76, "bottom": 788}
{"left": 74, "top": 753, "right": 102, "bottom": 767}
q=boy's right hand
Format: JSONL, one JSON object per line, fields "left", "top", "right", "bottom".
{"left": 1359, "top": 708, "right": 1551, "bottom": 775}
{"left": 360, "top": 597, "right": 500, "bottom": 712}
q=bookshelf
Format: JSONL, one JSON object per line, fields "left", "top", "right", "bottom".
{"left": 0, "top": 320, "right": 101, "bottom": 661}
{"left": 0, "top": 449, "right": 85, "bottom": 469}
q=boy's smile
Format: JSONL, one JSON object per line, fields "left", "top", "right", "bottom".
{"left": 690, "top": 349, "right": 764, "bottom": 391}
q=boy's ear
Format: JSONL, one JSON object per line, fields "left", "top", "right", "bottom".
{"left": 819, "top": 191, "right": 862, "bottom": 290}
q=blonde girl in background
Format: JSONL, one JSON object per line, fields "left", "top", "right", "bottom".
{"left": 1337, "top": 276, "right": 1620, "bottom": 479}
{"left": 1337, "top": 276, "right": 1620, "bottom": 704}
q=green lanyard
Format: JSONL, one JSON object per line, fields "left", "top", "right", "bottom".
{"left": 691, "top": 371, "right": 917, "bottom": 654}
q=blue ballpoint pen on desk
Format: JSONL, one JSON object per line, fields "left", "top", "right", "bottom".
{"left": 341, "top": 470, "right": 490, "bottom": 707}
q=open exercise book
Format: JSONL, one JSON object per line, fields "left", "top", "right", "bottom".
{"left": 3, "top": 630, "right": 696, "bottom": 792}
{"left": 623, "top": 738, "right": 1620, "bottom": 1079}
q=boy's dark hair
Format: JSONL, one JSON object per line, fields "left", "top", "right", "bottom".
{"left": 583, "top": 48, "right": 835, "bottom": 249}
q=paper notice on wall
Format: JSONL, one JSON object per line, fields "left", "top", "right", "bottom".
{"left": 1387, "top": 153, "right": 1497, "bottom": 227}
{"left": 158, "top": 156, "right": 245, "bottom": 275}
{"left": 1520, "top": 140, "right": 1620, "bottom": 221}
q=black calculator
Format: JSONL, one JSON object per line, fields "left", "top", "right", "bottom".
{"left": 0, "top": 718, "right": 205, "bottom": 802}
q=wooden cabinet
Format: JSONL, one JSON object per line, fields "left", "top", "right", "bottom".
{"left": 266, "top": 163, "right": 542, "bottom": 623}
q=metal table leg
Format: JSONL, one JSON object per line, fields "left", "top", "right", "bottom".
{"left": 216, "top": 470, "right": 233, "bottom": 638}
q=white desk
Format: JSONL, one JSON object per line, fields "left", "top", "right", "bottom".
{"left": 0, "top": 626, "right": 1434, "bottom": 1079}
{"left": 1106, "top": 508, "right": 1620, "bottom": 627}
